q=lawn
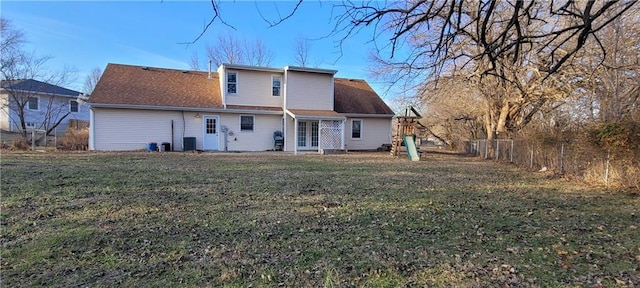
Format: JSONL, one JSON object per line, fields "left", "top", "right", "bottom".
{"left": 1, "top": 151, "right": 638, "bottom": 287}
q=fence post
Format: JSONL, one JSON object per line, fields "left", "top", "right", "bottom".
{"left": 605, "top": 149, "right": 610, "bottom": 186}
{"left": 31, "top": 130, "right": 35, "bottom": 151}
{"left": 560, "top": 143, "right": 565, "bottom": 173}
{"left": 484, "top": 139, "right": 488, "bottom": 159}
{"left": 496, "top": 140, "right": 500, "bottom": 160}
{"left": 510, "top": 140, "right": 514, "bottom": 163}
{"left": 530, "top": 143, "right": 534, "bottom": 169}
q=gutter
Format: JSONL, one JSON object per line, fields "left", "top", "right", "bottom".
{"left": 340, "top": 113, "right": 395, "bottom": 118}
{"left": 285, "top": 109, "right": 345, "bottom": 121}
{"left": 88, "top": 103, "right": 284, "bottom": 115}
{"left": 1, "top": 89, "right": 81, "bottom": 98}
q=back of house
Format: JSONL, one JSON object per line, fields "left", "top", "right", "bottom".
{"left": 88, "top": 63, "right": 394, "bottom": 153}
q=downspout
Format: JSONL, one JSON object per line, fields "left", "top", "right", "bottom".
{"left": 219, "top": 64, "right": 227, "bottom": 110}
{"left": 294, "top": 117, "right": 298, "bottom": 155}
{"left": 283, "top": 67, "right": 288, "bottom": 152}
{"left": 89, "top": 108, "right": 95, "bottom": 150}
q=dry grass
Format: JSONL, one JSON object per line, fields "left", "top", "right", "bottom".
{"left": 59, "top": 128, "right": 89, "bottom": 150}
{"left": 1, "top": 151, "right": 639, "bottom": 287}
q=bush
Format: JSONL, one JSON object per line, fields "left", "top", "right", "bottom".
{"left": 10, "top": 138, "right": 30, "bottom": 150}
{"left": 60, "top": 128, "right": 89, "bottom": 150}
{"left": 588, "top": 120, "right": 640, "bottom": 155}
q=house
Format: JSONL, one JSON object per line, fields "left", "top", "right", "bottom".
{"left": 0, "top": 79, "right": 88, "bottom": 135}
{"left": 88, "top": 63, "right": 394, "bottom": 153}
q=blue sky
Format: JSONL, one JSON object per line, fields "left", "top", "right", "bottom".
{"left": 2, "top": 1, "right": 400, "bottom": 103}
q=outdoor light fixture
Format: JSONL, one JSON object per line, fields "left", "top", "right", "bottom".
{"left": 195, "top": 113, "right": 201, "bottom": 118}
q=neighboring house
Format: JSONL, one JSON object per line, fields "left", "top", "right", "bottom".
{"left": 88, "top": 63, "right": 394, "bottom": 152}
{"left": 0, "top": 79, "right": 88, "bottom": 135}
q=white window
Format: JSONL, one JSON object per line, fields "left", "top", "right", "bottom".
{"left": 240, "top": 115, "right": 254, "bottom": 132}
{"left": 227, "top": 72, "right": 237, "bottom": 94}
{"left": 351, "top": 119, "right": 362, "bottom": 139}
{"left": 28, "top": 97, "right": 39, "bottom": 110}
{"left": 272, "top": 75, "right": 281, "bottom": 96}
{"left": 70, "top": 100, "right": 79, "bottom": 113}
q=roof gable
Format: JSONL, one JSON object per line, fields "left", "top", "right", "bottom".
{"left": 0, "top": 79, "right": 81, "bottom": 97}
{"left": 334, "top": 78, "right": 394, "bottom": 115}
{"left": 89, "top": 63, "right": 222, "bottom": 108}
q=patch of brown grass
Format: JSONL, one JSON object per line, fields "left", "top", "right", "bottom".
{"left": 59, "top": 128, "right": 88, "bottom": 150}
{"left": 1, "top": 152, "right": 638, "bottom": 287}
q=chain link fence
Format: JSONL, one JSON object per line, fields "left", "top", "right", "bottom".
{"left": 465, "top": 139, "right": 639, "bottom": 188}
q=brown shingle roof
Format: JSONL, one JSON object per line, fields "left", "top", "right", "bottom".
{"left": 225, "top": 105, "right": 282, "bottom": 112}
{"left": 334, "top": 78, "right": 394, "bottom": 115}
{"left": 287, "top": 109, "right": 344, "bottom": 119}
{"left": 90, "top": 64, "right": 393, "bottom": 116}
{"left": 89, "top": 63, "right": 222, "bottom": 108}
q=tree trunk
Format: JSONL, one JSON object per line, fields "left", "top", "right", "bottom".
{"left": 496, "top": 100, "right": 510, "bottom": 136}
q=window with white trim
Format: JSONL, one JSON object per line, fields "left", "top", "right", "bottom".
{"left": 227, "top": 72, "right": 237, "bottom": 94}
{"left": 351, "top": 119, "right": 362, "bottom": 139}
{"left": 70, "top": 100, "right": 79, "bottom": 112}
{"left": 240, "top": 115, "right": 254, "bottom": 132}
{"left": 28, "top": 97, "right": 39, "bottom": 110}
{"left": 272, "top": 75, "right": 281, "bottom": 96}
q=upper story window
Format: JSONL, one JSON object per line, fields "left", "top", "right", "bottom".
{"left": 70, "top": 100, "right": 79, "bottom": 113}
{"left": 351, "top": 119, "right": 362, "bottom": 139}
{"left": 272, "top": 75, "right": 282, "bottom": 96}
{"left": 227, "top": 72, "right": 237, "bottom": 94}
{"left": 240, "top": 115, "right": 254, "bottom": 132}
{"left": 28, "top": 96, "right": 39, "bottom": 110}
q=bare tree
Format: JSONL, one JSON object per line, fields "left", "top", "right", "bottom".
{"left": 417, "top": 76, "right": 484, "bottom": 147}
{"left": 1, "top": 18, "right": 76, "bottom": 139}
{"left": 192, "top": 1, "right": 636, "bottom": 79}
{"left": 192, "top": 33, "right": 275, "bottom": 69}
{"left": 83, "top": 67, "right": 102, "bottom": 95}
{"left": 205, "top": 33, "right": 244, "bottom": 67}
{"left": 572, "top": 11, "right": 640, "bottom": 123}
{"left": 245, "top": 39, "right": 274, "bottom": 67}
{"left": 293, "top": 35, "right": 311, "bottom": 67}
{"left": 190, "top": 50, "right": 202, "bottom": 71}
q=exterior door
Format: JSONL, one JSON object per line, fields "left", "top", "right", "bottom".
{"left": 203, "top": 115, "right": 219, "bottom": 150}
{"left": 297, "top": 120, "right": 319, "bottom": 149}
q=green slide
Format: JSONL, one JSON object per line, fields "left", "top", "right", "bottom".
{"left": 403, "top": 134, "right": 420, "bottom": 161}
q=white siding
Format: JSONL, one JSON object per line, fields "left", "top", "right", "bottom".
{"left": 92, "top": 108, "right": 284, "bottom": 152}
{"left": 224, "top": 70, "right": 283, "bottom": 108}
{"left": 285, "top": 71, "right": 333, "bottom": 110}
{"left": 221, "top": 114, "right": 283, "bottom": 151}
{"left": 92, "top": 108, "right": 197, "bottom": 151}
{"left": 284, "top": 115, "right": 296, "bottom": 151}
{"left": 0, "top": 93, "right": 9, "bottom": 130}
{"left": 344, "top": 117, "right": 392, "bottom": 150}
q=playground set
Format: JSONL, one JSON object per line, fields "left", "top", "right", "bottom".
{"left": 390, "top": 106, "right": 422, "bottom": 161}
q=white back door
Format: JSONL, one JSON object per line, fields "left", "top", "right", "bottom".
{"left": 203, "top": 115, "right": 219, "bottom": 150}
